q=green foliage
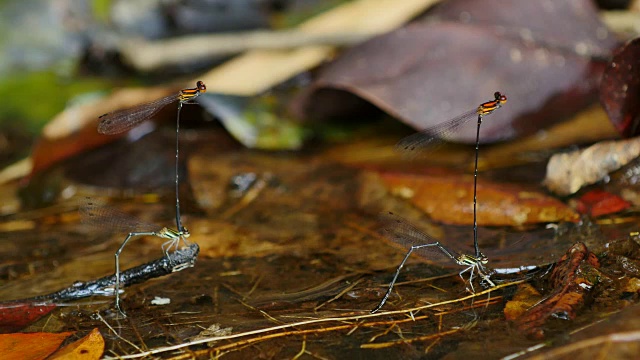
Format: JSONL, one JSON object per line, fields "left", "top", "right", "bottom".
{"left": 0, "top": 71, "right": 108, "bottom": 134}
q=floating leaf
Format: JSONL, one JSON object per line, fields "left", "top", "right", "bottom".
{"left": 0, "top": 331, "right": 73, "bottom": 360}
{"left": 378, "top": 171, "right": 579, "bottom": 226}
{"left": 48, "top": 328, "right": 104, "bottom": 360}
{"left": 514, "top": 243, "right": 600, "bottom": 339}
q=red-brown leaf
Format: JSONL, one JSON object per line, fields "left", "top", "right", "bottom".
{"left": 514, "top": 243, "right": 600, "bottom": 339}
{"left": 574, "top": 189, "right": 631, "bottom": 217}
{"left": 0, "top": 303, "right": 57, "bottom": 334}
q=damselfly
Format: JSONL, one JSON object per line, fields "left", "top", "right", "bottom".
{"left": 98, "top": 81, "right": 207, "bottom": 135}
{"left": 371, "top": 212, "right": 495, "bottom": 313}
{"left": 80, "top": 198, "right": 191, "bottom": 316}
{"left": 396, "top": 92, "right": 507, "bottom": 259}
{"left": 97, "top": 81, "right": 206, "bottom": 246}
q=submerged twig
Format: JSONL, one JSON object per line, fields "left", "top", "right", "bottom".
{"left": 22, "top": 243, "right": 199, "bottom": 303}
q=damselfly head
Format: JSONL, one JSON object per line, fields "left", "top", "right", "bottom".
{"left": 182, "top": 227, "right": 191, "bottom": 238}
{"left": 479, "top": 253, "right": 489, "bottom": 264}
{"left": 494, "top": 91, "right": 507, "bottom": 104}
{"left": 196, "top": 81, "right": 207, "bottom": 93}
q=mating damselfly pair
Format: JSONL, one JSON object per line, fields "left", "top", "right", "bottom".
{"left": 85, "top": 81, "right": 206, "bottom": 316}
{"left": 372, "top": 91, "right": 509, "bottom": 313}
{"left": 87, "top": 85, "right": 510, "bottom": 316}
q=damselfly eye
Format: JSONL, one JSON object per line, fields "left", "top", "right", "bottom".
{"left": 183, "top": 228, "right": 191, "bottom": 237}
{"left": 197, "top": 81, "right": 206, "bottom": 92}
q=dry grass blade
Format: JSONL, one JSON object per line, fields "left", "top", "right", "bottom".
{"left": 103, "top": 280, "right": 522, "bottom": 359}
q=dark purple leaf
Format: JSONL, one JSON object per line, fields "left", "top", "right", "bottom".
{"left": 600, "top": 37, "right": 640, "bottom": 137}
{"left": 298, "top": 0, "right": 618, "bottom": 143}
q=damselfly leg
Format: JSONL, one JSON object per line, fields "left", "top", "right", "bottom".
{"left": 371, "top": 212, "right": 495, "bottom": 313}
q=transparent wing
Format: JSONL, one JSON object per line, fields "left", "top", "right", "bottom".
{"left": 79, "top": 197, "right": 162, "bottom": 234}
{"left": 97, "top": 94, "right": 179, "bottom": 135}
{"left": 395, "top": 109, "right": 478, "bottom": 155}
{"left": 378, "top": 212, "right": 460, "bottom": 261}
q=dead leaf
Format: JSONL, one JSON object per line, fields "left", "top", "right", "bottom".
{"left": 504, "top": 283, "right": 542, "bottom": 321}
{"left": 573, "top": 189, "right": 631, "bottom": 217}
{"left": 600, "top": 37, "right": 640, "bottom": 137}
{"left": 544, "top": 137, "right": 640, "bottom": 196}
{"left": 514, "top": 243, "right": 600, "bottom": 339}
{"left": 378, "top": 171, "right": 579, "bottom": 226}
{"left": 48, "top": 328, "right": 104, "bottom": 360}
{"left": 298, "top": 0, "right": 618, "bottom": 143}
{"left": 0, "top": 303, "right": 57, "bottom": 333}
{"left": 0, "top": 331, "right": 74, "bottom": 360}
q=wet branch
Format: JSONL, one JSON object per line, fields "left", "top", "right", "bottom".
{"left": 26, "top": 243, "right": 200, "bottom": 302}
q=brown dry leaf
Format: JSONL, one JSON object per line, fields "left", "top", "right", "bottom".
{"left": 48, "top": 328, "right": 104, "bottom": 360}
{"left": 515, "top": 243, "right": 600, "bottom": 339}
{"left": 0, "top": 331, "right": 74, "bottom": 360}
{"left": 378, "top": 171, "right": 579, "bottom": 226}
{"left": 544, "top": 137, "right": 640, "bottom": 196}
{"left": 504, "top": 283, "right": 542, "bottom": 321}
